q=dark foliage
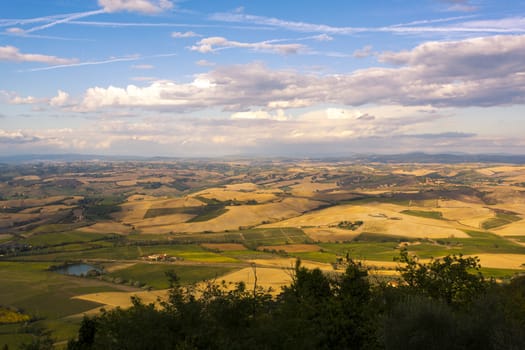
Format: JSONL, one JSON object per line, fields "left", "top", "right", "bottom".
{"left": 396, "top": 250, "right": 486, "bottom": 307}
{"left": 64, "top": 254, "right": 525, "bottom": 350}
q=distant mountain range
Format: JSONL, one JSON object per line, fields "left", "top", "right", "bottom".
{"left": 1, "top": 152, "right": 525, "bottom": 164}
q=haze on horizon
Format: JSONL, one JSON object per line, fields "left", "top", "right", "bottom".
{"left": 1, "top": 0, "right": 525, "bottom": 157}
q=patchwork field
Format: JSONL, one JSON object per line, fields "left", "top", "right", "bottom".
{"left": 2, "top": 159, "right": 525, "bottom": 347}
{"left": 263, "top": 203, "right": 469, "bottom": 239}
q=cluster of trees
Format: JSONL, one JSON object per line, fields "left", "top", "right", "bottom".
{"left": 26, "top": 252, "right": 525, "bottom": 349}
{"left": 336, "top": 220, "right": 364, "bottom": 230}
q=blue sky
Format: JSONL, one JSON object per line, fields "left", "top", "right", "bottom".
{"left": 1, "top": 0, "right": 525, "bottom": 157}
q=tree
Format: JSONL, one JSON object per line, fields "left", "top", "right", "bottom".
{"left": 276, "top": 259, "right": 381, "bottom": 350}
{"left": 396, "top": 249, "right": 486, "bottom": 307}
{"left": 19, "top": 334, "right": 54, "bottom": 350}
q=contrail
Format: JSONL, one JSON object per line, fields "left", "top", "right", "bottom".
{"left": 24, "top": 9, "right": 106, "bottom": 33}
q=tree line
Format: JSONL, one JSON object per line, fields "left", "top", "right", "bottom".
{"left": 22, "top": 251, "right": 525, "bottom": 349}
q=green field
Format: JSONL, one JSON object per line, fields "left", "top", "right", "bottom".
{"left": 318, "top": 241, "right": 400, "bottom": 262}
{"left": 107, "top": 263, "right": 238, "bottom": 289}
{"left": 9, "top": 228, "right": 310, "bottom": 261}
{"left": 292, "top": 251, "right": 338, "bottom": 263}
{"left": 401, "top": 209, "right": 443, "bottom": 220}
{"left": 0, "top": 261, "right": 131, "bottom": 348}
{"left": 25, "top": 231, "right": 114, "bottom": 247}
{"left": 481, "top": 212, "right": 522, "bottom": 230}
{"left": 3, "top": 159, "right": 525, "bottom": 348}
{"left": 143, "top": 207, "right": 188, "bottom": 218}
{"left": 510, "top": 236, "right": 525, "bottom": 243}
{"left": 220, "top": 249, "right": 276, "bottom": 260}
{"left": 29, "top": 223, "right": 89, "bottom": 235}
{"left": 12, "top": 243, "right": 239, "bottom": 263}
{"left": 0, "top": 262, "right": 124, "bottom": 318}
{"left": 353, "top": 232, "right": 416, "bottom": 243}
{"left": 187, "top": 206, "right": 229, "bottom": 222}
{"left": 241, "top": 228, "right": 312, "bottom": 246}
{"left": 444, "top": 230, "right": 525, "bottom": 255}
{"left": 479, "top": 267, "right": 525, "bottom": 280}
{"left": 142, "top": 227, "right": 312, "bottom": 248}
{"left": 143, "top": 203, "right": 229, "bottom": 222}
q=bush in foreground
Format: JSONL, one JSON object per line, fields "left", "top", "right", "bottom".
{"left": 64, "top": 254, "right": 525, "bottom": 350}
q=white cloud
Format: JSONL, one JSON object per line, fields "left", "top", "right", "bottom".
{"left": 34, "top": 34, "right": 521, "bottom": 113}
{"left": 325, "top": 108, "right": 366, "bottom": 120}
{"left": 190, "top": 36, "right": 307, "bottom": 55}
{"left": 191, "top": 78, "right": 216, "bottom": 89}
{"left": 25, "top": 55, "right": 141, "bottom": 72}
{"left": 0, "top": 45, "right": 77, "bottom": 65}
{"left": 440, "top": 0, "right": 478, "bottom": 12}
{"left": 212, "top": 11, "right": 525, "bottom": 36}
{"left": 312, "top": 34, "right": 333, "bottom": 41}
{"left": 353, "top": 45, "right": 373, "bottom": 58}
{"left": 5, "top": 27, "right": 25, "bottom": 34}
{"left": 2, "top": 106, "right": 524, "bottom": 156}
{"left": 132, "top": 64, "right": 154, "bottom": 70}
{"left": 196, "top": 59, "right": 215, "bottom": 66}
{"left": 10, "top": 95, "right": 40, "bottom": 104}
{"left": 79, "top": 80, "right": 201, "bottom": 110}
{"left": 267, "top": 99, "right": 311, "bottom": 109}
{"left": 0, "top": 129, "right": 40, "bottom": 143}
{"left": 230, "top": 109, "right": 288, "bottom": 121}
{"left": 98, "top": 0, "right": 173, "bottom": 14}
{"left": 131, "top": 76, "right": 157, "bottom": 81}
{"left": 49, "top": 90, "right": 70, "bottom": 107}
{"left": 379, "top": 35, "right": 525, "bottom": 79}
{"left": 171, "top": 31, "right": 200, "bottom": 38}
{"left": 210, "top": 12, "right": 360, "bottom": 35}
{"left": 21, "top": 9, "right": 105, "bottom": 34}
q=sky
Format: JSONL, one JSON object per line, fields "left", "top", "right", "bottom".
{"left": 1, "top": 0, "right": 525, "bottom": 157}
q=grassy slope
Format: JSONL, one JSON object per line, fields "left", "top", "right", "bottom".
{"left": 401, "top": 209, "right": 443, "bottom": 220}
{"left": 107, "top": 263, "right": 238, "bottom": 289}
{"left": 0, "top": 261, "right": 128, "bottom": 347}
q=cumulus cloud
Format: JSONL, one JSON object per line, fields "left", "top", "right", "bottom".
{"left": 5, "top": 90, "right": 70, "bottom": 107}
{"left": 40, "top": 34, "right": 521, "bottom": 112}
{"left": 85, "top": 106, "right": 436, "bottom": 151}
{"left": 0, "top": 129, "right": 40, "bottom": 144}
{"left": 324, "top": 108, "right": 373, "bottom": 120}
{"left": 2, "top": 107, "right": 523, "bottom": 156}
{"left": 230, "top": 109, "right": 288, "bottom": 121}
{"left": 190, "top": 36, "right": 307, "bottom": 54}
{"left": 379, "top": 35, "right": 525, "bottom": 80}
{"left": 267, "top": 99, "right": 311, "bottom": 109}
{"left": 77, "top": 63, "right": 313, "bottom": 111}
{"left": 0, "top": 45, "right": 77, "bottom": 65}
{"left": 98, "top": 0, "right": 173, "bottom": 14}
{"left": 9, "top": 95, "right": 42, "bottom": 104}
{"left": 49, "top": 90, "right": 70, "bottom": 107}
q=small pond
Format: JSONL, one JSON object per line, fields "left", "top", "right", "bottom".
{"left": 54, "top": 263, "right": 101, "bottom": 276}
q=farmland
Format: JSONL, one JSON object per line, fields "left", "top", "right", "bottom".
{"left": 1, "top": 157, "right": 525, "bottom": 347}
